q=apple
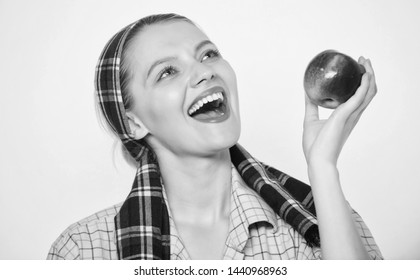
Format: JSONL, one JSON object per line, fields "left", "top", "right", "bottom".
{"left": 303, "top": 50, "right": 366, "bottom": 109}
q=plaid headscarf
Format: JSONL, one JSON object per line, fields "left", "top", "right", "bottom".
{"left": 94, "top": 15, "right": 320, "bottom": 260}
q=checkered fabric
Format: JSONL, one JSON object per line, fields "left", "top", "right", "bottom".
{"left": 46, "top": 165, "right": 383, "bottom": 260}
{"left": 94, "top": 15, "right": 319, "bottom": 260}
{"left": 95, "top": 19, "right": 171, "bottom": 259}
{"left": 230, "top": 145, "right": 319, "bottom": 247}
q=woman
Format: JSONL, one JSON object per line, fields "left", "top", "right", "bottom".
{"left": 47, "top": 13, "right": 382, "bottom": 260}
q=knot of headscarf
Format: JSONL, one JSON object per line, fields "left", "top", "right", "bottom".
{"left": 94, "top": 16, "right": 319, "bottom": 260}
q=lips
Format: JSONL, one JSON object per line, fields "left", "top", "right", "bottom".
{"left": 187, "top": 86, "right": 230, "bottom": 123}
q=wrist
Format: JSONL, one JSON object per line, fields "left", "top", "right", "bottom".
{"left": 307, "top": 160, "right": 339, "bottom": 182}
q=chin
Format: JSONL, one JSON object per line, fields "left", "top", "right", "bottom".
{"left": 208, "top": 124, "right": 241, "bottom": 153}
{"left": 189, "top": 123, "right": 240, "bottom": 156}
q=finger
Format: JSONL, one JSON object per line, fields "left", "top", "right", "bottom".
{"left": 365, "top": 59, "right": 377, "bottom": 96}
{"left": 347, "top": 71, "right": 377, "bottom": 127}
{"left": 343, "top": 55, "right": 378, "bottom": 113}
{"left": 362, "top": 57, "right": 376, "bottom": 77}
{"left": 335, "top": 58, "right": 376, "bottom": 134}
{"left": 352, "top": 59, "right": 377, "bottom": 115}
{"left": 363, "top": 60, "right": 377, "bottom": 104}
{"left": 335, "top": 72, "right": 370, "bottom": 117}
{"left": 304, "top": 93, "right": 319, "bottom": 123}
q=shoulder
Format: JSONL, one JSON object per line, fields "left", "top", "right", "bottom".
{"left": 47, "top": 203, "right": 122, "bottom": 260}
{"left": 244, "top": 211, "right": 322, "bottom": 260}
{"left": 64, "top": 203, "right": 122, "bottom": 232}
{"left": 347, "top": 205, "right": 384, "bottom": 260}
{"left": 230, "top": 166, "right": 322, "bottom": 259}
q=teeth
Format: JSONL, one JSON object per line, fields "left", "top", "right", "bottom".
{"left": 188, "top": 92, "right": 224, "bottom": 116}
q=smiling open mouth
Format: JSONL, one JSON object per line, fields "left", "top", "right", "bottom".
{"left": 187, "top": 92, "right": 229, "bottom": 123}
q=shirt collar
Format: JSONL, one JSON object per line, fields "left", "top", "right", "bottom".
{"left": 227, "top": 165, "right": 278, "bottom": 251}
{"left": 162, "top": 164, "right": 279, "bottom": 259}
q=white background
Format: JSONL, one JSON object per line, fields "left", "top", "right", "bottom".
{"left": 0, "top": 0, "right": 419, "bottom": 259}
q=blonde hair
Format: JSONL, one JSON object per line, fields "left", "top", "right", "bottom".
{"left": 96, "top": 14, "right": 194, "bottom": 167}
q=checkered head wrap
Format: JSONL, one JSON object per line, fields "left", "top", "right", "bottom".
{"left": 94, "top": 14, "right": 319, "bottom": 260}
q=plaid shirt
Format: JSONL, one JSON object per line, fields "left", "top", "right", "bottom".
{"left": 47, "top": 166, "right": 382, "bottom": 260}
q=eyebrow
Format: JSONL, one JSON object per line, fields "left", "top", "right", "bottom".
{"left": 195, "top": 39, "right": 214, "bottom": 53}
{"left": 147, "top": 56, "right": 176, "bottom": 78}
{"left": 146, "top": 40, "right": 215, "bottom": 78}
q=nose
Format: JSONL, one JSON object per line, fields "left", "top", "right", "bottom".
{"left": 189, "top": 62, "right": 215, "bottom": 88}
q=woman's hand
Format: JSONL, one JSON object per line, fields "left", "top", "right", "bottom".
{"left": 302, "top": 58, "right": 377, "bottom": 259}
{"left": 302, "top": 57, "right": 377, "bottom": 167}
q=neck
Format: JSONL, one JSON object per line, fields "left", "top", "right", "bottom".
{"left": 154, "top": 148, "right": 232, "bottom": 226}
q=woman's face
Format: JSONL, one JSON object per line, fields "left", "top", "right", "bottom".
{"left": 127, "top": 21, "right": 241, "bottom": 157}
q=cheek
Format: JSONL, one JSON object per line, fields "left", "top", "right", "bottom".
{"left": 220, "top": 61, "right": 238, "bottom": 93}
{"left": 221, "top": 63, "right": 240, "bottom": 112}
{"left": 222, "top": 60, "right": 237, "bottom": 83}
{"left": 139, "top": 86, "right": 185, "bottom": 129}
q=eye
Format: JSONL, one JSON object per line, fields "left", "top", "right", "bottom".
{"left": 157, "top": 65, "right": 177, "bottom": 82}
{"left": 201, "top": 49, "right": 221, "bottom": 62}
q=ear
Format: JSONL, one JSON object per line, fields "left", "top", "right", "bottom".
{"left": 126, "top": 112, "right": 150, "bottom": 140}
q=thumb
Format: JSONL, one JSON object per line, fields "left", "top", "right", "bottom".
{"left": 304, "top": 94, "right": 319, "bottom": 123}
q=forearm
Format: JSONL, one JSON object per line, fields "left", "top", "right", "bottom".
{"left": 308, "top": 161, "right": 370, "bottom": 259}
